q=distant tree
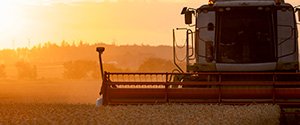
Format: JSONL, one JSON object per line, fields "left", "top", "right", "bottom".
{"left": 103, "top": 64, "right": 123, "bottom": 72}
{"left": 72, "top": 41, "right": 77, "bottom": 47}
{"left": 0, "top": 49, "right": 17, "bottom": 64}
{"left": 138, "top": 57, "right": 174, "bottom": 72}
{"left": 0, "top": 64, "right": 6, "bottom": 79}
{"left": 63, "top": 60, "right": 124, "bottom": 79}
{"left": 43, "top": 41, "right": 52, "bottom": 49}
{"left": 63, "top": 60, "right": 105, "bottom": 79}
{"left": 79, "top": 40, "right": 84, "bottom": 47}
{"left": 16, "top": 47, "right": 30, "bottom": 61}
{"left": 61, "top": 40, "right": 70, "bottom": 47}
{"left": 63, "top": 60, "right": 93, "bottom": 79}
{"left": 15, "top": 60, "right": 37, "bottom": 79}
{"left": 92, "top": 63, "right": 124, "bottom": 79}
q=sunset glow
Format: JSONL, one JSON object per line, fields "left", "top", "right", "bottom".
{"left": 0, "top": 0, "right": 299, "bottom": 50}
{"left": 1, "top": 1, "right": 300, "bottom": 124}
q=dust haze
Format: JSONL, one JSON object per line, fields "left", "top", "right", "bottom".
{"left": 0, "top": 79, "right": 100, "bottom": 104}
{"left": 0, "top": 42, "right": 185, "bottom": 104}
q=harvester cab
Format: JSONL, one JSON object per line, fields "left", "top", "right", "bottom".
{"left": 177, "top": 0, "right": 300, "bottom": 72}
{"left": 96, "top": 0, "right": 300, "bottom": 122}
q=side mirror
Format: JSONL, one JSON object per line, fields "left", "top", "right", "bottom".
{"left": 181, "top": 7, "right": 193, "bottom": 25}
{"left": 181, "top": 7, "right": 187, "bottom": 15}
{"left": 185, "top": 11, "right": 193, "bottom": 24}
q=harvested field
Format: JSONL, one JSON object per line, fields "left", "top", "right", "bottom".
{"left": 0, "top": 103, "right": 280, "bottom": 124}
{"left": 0, "top": 79, "right": 281, "bottom": 124}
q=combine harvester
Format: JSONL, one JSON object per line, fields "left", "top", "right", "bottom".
{"left": 97, "top": 0, "right": 300, "bottom": 122}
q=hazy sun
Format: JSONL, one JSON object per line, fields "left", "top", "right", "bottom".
{"left": 0, "top": 1, "right": 25, "bottom": 49}
{"left": 0, "top": 1, "right": 17, "bottom": 29}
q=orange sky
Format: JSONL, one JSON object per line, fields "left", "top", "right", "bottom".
{"left": 0, "top": 0, "right": 299, "bottom": 50}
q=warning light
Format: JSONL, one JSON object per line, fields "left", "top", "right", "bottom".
{"left": 208, "top": 0, "right": 214, "bottom": 6}
{"left": 276, "top": 0, "right": 281, "bottom": 5}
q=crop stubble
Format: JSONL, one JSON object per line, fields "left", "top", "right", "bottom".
{"left": 0, "top": 103, "right": 280, "bottom": 125}
{"left": 0, "top": 80, "right": 281, "bottom": 124}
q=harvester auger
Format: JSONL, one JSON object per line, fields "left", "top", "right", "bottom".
{"left": 96, "top": 0, "right": 300, "bottom": 123}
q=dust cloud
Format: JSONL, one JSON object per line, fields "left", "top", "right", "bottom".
{"left": 0, "top": 42, "right": 184, "bottom": 104}
{"left": 0, "top": 79, "right": 101, "bottom": 104}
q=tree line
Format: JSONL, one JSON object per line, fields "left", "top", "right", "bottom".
{"left": 0, "top": 41, "right": 185, "bottom": 79}
{"left": 0, "top": 57, "right": 184, "bottom": 80}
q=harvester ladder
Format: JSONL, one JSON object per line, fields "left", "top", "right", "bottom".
{"left": 186, "top": 29, "right": 194, "bottom": 66}
{"left": 174, "top": 28, "right": 195, "bottom": 72}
